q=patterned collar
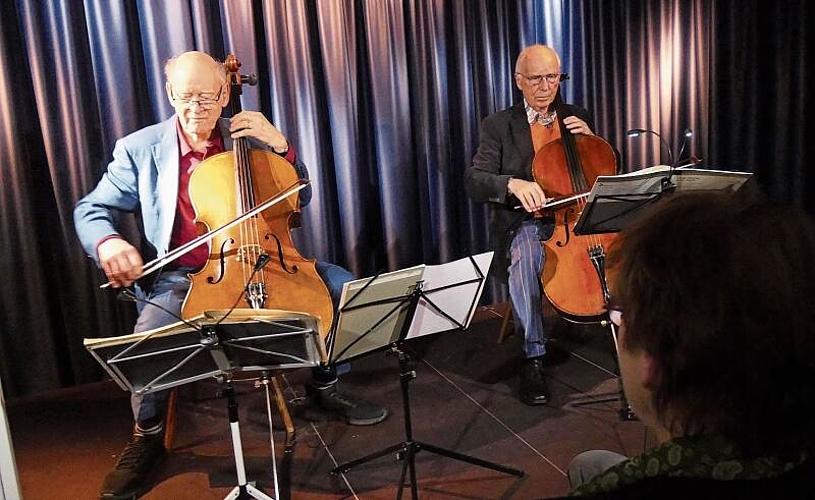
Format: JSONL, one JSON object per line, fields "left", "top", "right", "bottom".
{"left": 570, "top": 436, "right": 809, "bottom": 496}
{"left": 524, "top": 99, "right": 557, "bottom": 127}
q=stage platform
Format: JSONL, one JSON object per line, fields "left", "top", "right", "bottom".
{"left": 8, "top": 304, "right": 653, "bottom": 499}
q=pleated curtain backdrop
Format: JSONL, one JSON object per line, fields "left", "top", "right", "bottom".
{"left": 0, "top": 0, "right": 810, "bottom": 396}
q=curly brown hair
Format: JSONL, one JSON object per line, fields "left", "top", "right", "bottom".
{"left": 607, "top": 190, "right": 815, "bottom": 458}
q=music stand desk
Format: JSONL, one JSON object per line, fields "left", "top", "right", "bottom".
{"left": 85, "top": 309, "right": 324, "bottom": 500}
{"left": 327, "top": 253, "right": 523, "bottom": 498}
{"left": 574, "top": 165, "right": 753, "bottom": 235}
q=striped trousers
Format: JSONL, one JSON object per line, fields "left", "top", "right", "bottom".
{"left": 508, "top": 219, "right": 554, "bottom": 359}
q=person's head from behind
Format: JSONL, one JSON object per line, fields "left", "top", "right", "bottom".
{"left": 608, "top": 190, "right": 815, "bottom": 458}
{"left": 514, "top": 45, "right": 562, "bottom": 113}
{"left": 164, "top": 51, "right": 229, "bottom": 140}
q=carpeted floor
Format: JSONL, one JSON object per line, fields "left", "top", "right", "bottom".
{"left": 7, "top": 304, "right": 654, "bottom": 499}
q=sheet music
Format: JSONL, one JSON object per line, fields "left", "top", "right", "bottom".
{"left": 405, "top": 251, "right": 493, "bottom": 340}
{"left": 331, "top": 265, "right": 426, "bottom": 363}
{"left": 592, "top": 166, "right": 752, "bottom": 200}
{"left": 575, "top": 167, "right": 753, "bottom": 235}
{"left": 330, "top": 252, "right": 493, "bottom": 363}
{"left": 84, "top": 309, "right": 323, "bottom": 395}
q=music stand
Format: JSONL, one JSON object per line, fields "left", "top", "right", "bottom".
{"left": 327, "top": 252, "right": 523, "bottom": 499}
{"left": 569, "top": 166, "right": 752, "bottom": 419}
{"left": 84, "top": 309, "right": 324, "bottom": 500}
{"left": 574, "top": 165, "right": 752, "bottom": 235}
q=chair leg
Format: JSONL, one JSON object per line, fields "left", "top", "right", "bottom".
{"left": 271, "top": 375, "right": 295, "bottom": 448}
{"left": 497, "top": 301, "right": 513, "bottom": 344}
{"left": 163, "top": 388, "right": 178, "bottom": 451}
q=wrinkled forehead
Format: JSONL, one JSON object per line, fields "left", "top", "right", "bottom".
{"left": 170, "top": 70, "right": 223, "bottom": 94}
{"left": 517, "top": 47, "right": 561, "bottom": 74}
{"left": 520, "top": 53, "right": 560, "bottom": 75}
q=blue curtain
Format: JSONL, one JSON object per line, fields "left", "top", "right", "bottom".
{"left": 0, "top": 0, "right": 810, "bottom": 396}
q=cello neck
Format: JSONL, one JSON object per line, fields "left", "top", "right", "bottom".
{"left": 554, "top": 95, "right": 590, "bottom": 192}
{"left": 225, "top": 54, "right": 256, "bottom": 213}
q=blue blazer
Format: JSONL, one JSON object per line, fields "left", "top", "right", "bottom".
{"left": 74, "top": 116, "right": 311, "bottom": 267}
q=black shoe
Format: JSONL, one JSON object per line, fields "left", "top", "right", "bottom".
{"left": 99, "top": 434, "right": 166, "bottom": 499}
{"left": 302, "top": 384, "right": 389, "bottom": 426}
{"left": 520, "top": 357, "right": 550, "bottom": 406}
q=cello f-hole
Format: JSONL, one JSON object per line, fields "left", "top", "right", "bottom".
{"left": 208, "top": 238, "right": 234, "bottom": 284}
{"left": 556, "top": 209, "right": 574, "bottom": 247}
{"left": 266, "top": 233, "right": 299, "bottom": 274}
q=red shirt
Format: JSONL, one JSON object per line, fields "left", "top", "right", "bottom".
{"left": 170, "top": 119, "right": 225, "bottom": 269}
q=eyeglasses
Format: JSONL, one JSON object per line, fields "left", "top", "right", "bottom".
{"left": 171, "top": 86, "right": 224, "bottom": 108}
{"left": 516, "top": 72, "right": 564, "bottom": 86}
{"left": 608, "top": 308, "right": 623, "bottom": 327}
{"left": 605, "top": 298, "right": 624, "bottom": 326}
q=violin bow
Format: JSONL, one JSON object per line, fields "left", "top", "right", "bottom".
{"left": 99, "top": 180, "right": 309, "bottom": 289}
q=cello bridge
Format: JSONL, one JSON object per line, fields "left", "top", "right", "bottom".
{"left": 235, "top": 244, "right": 266, "bottom": 263}
{"left": 245, "top": 282, "right": 267, "bottom": 309}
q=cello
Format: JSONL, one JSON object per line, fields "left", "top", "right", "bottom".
{"left": 180, "top": 54, "right": 335, "bottom": 337}
{"left": 532, "top": 95, "right": 618, "bottom": 323}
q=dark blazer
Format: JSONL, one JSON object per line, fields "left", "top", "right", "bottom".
{"left": 464, "top": 101, "right": 592, "bottom": 282}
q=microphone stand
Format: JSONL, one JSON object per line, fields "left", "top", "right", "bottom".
{"left": 663, "top": 128, "right": 694, "bottom": 190}
{"left": 627, "top": 127, "right": 693, "bottom": 192}
{"left": 627, "top": 128, "right": 673, "bottom": 166}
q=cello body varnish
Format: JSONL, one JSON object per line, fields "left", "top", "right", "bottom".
{"left": 180, "top": 54, "right": 334, "bottom": 338}
{"left": 533, "top": 111, "right": 618, "bottom": 323}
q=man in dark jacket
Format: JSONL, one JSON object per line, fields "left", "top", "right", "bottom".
{"left": 465, "top": 45, "right": 594, "bottom": 405}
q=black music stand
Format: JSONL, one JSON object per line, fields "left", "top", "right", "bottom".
{"left": 327, "top": 252, "right": 523, "bottom": 499}
{"left": 570, "top": 166, "right": 752, "bottom": 419}
{"left": 574, "top": 165, "right": 752, "bottom": 235}
{"left": 84, "top": 309, "right": 324, "bottom": 500}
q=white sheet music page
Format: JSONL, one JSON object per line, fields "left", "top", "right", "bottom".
{"left": 405, "top": 251, "right": 494, "bottom": 340}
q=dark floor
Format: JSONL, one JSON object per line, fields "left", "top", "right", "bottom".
{"left": 7, "top": 304, "right": 655, "bottom": 499}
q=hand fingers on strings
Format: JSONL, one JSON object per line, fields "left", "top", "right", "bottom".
{"left": 564, "top": 117, "right": 593, "bottom": 136}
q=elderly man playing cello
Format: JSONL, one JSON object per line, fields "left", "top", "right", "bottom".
{"left": 465, "top": 45, "right": 595, "bottom": 405}
{"left": 74, "top": 51, "right": 386, "bottom": 500}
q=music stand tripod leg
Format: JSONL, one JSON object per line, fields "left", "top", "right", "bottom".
{"left": 571, "top": 321, "right": 636, "bottom": 421}
{"left": 605, "top": 322, "right": 636, "bottom": 421}
{"left": 221, "top": 378, "right": 274, "bottom": 500}
{"left": 331, "top": 346, "right": 523, "bottom": 498}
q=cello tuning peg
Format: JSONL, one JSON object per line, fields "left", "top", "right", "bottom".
{"left": 241, "top": 74, "right": 258, "bottom": 86}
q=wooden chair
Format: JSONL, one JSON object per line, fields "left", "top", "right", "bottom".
{"left": 162, "top": 373, "right": 296, "bottom": 451}
{"left": 496, "top": 297, "right": 557, "bottom": 344}
{"left": 496, "top": 301, "right": 514, "bottom": 344}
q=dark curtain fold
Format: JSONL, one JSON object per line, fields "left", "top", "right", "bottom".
{"left": 0, "top": 0, "right": 810, "bottom": 397}
{"left": 710, "top": 0, "right": 813, "bottom": 210}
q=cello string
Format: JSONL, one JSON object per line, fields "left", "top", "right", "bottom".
{"left": 248, "top": 146, "right": 265, "bottom": 286}
{"left": 242, "top": 140, "right": 265, "bottom": 289}
{"left": 236, "top": 137, "right": 253, "bottom": 287}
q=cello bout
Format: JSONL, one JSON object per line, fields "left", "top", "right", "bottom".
{"left": 534, "top": 128, "right": 618, "bottom": 323}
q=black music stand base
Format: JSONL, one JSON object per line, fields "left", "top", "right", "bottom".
{"left": 331, "top": 346, "right": 523, "bottom": 500}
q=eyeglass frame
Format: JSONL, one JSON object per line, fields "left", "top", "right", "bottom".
{"left": 515, "top": 72, "right": 567, "bottom": 86}
{"left": 607, "top": 307, "right": 623, "bottom": 327}
{"left": 604, "top": 297, "right": 624, "bottom": 326}
{"left": 169, "top": 85, "right": 226, "bottom": 108}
